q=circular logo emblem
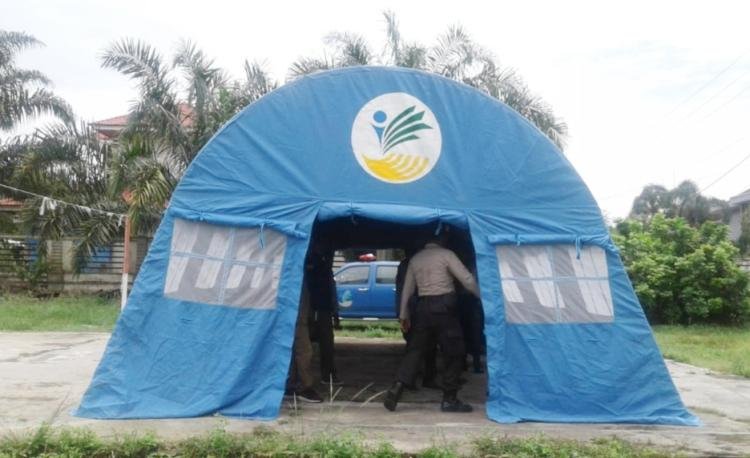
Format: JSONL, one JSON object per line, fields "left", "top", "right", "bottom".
{"left": 351, "top": 92, "right": 442, "bottom": 184}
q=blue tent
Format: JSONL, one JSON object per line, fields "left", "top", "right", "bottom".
{"left": 76, "top": 67, "right": 698, "bottom": 425}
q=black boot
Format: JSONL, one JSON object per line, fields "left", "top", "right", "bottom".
{"left": 473, "top": 356, "right": 484, "bottom": 374}
{"left": 384, "top": 381, "right": 404, "bottom": 412}
{"left": 441, "top": 390, "right": 473, "bottom": 413}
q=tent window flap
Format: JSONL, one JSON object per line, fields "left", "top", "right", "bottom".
{"left": 496, "top": 244, "right": 613, "bottom": 324}
{"left": 164, "top": 218, "right": 286, "bottom": 309}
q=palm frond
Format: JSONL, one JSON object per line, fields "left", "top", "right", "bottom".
{"left": 101, "top": 38, "right": 171, "bottom": 92}
{"left": 0, "top": 87, "right": 74, "bottom": 130}
{"left": 427, "top": 25, "right": 477, "bottom": 78}
{"left": 324, "top": 32, "right": 373, "bottom": 66}
{"left": 398, "top": 43, "right": 427, "bottom": 69}
{"left": 26, "top": 89, "right": 74, "bottom": 124}
{"left": 0, "top": 31, "right": 43, "bottom": 67}
{"left": 72, "top": 206, "right": 125, "bottom": 273}
{"left": 287, "top": 56, "right": 334, "bottom": 80}
{"left": 382, "top": 10, "right": 401, "bottom": 65}
{"left": 126, "top": 155, "right": 176, "bottom": 232}
{"left": 0, "top": 68, "right": 51, "bottom": 86}
{"left": 173, "top": 39, "right": 223, "bottom": 107}
{"left": 242, "top": 60, "right": 276, "bottom": 101}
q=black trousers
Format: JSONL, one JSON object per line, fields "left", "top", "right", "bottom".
{"left": 404, "top": 295, "right": 437, "bottom": 383}
{"left": 459, "top": 294, "right": 485, "bottom": 364}
{"left": 314, "top": 309, "right": 336, "bottom": 379}
{"left": 396, "top": 293, "right": 465, "bottom": 393}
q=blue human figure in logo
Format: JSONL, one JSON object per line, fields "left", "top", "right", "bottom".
{"left": 372, "top": 110, "right": 387, "bottom": 148}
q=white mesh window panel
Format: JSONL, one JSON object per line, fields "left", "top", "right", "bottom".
{"left": 496, "top": 244, "right": 613, "bottom": 324}
{"left": 165, "top": 219, "right": 287, "bottom": 309}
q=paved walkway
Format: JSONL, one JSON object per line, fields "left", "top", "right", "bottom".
{"left": 1, "top": 333, "right": 749, "bottom": 456}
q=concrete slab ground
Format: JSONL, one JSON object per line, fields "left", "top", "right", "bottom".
{"left": 1, "top": 332, "right": 749, "bottom": 456}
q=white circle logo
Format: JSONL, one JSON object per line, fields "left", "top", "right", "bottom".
{"left": 351, "top": 92, "right": 442, "bottom": 184}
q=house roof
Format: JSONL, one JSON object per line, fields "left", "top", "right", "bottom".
{"left": 729, "top": 188, "right": 750, "bottom": 207}
{"left": 91, "top": 114, "right": 129, "bottom": 128}
{"left": 91, "top": 103, "right": 195, "bottom": 141}
{"left": 0, "top": 197, "right": 23, "bottom": 209}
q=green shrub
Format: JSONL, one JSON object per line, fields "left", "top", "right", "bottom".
{"left": 613, "top": 215, "right": 750, "bottom": 325}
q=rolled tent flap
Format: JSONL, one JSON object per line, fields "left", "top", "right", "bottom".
{"left": 168, "top": 206, "right": 309, "bottom": 239}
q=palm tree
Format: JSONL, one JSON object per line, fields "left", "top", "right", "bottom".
{"left": 4, "top": 39, "right": 277, "bottom": 271}
{"left": 9, "top": 121, "right": 122, "bottom": 269}
{"left": 99, "top": 38, "right": 278, "bottom": 238}
{"left": 288, "top": 12, "right": 568, "bottom": 149}
{"left": 0, "top": 31, "right": 73, "bottom": 131}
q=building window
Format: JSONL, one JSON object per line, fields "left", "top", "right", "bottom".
{"left": 164, "top": 218, "right": 286, "bottom": 309}
{"left": 496, "top": 244, "right": 613, "bottom": 324}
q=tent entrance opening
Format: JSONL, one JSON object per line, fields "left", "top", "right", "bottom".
{"left": 296, "top": 215, "right": 487, "bottom": 405}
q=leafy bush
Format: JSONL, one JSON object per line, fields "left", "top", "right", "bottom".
{"left": 613, "top": 215, "right": 750, "bottom": 325}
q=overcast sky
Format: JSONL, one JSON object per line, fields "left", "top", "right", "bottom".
{"left": 5, "top": 0, "right": 750, "bottom": 219}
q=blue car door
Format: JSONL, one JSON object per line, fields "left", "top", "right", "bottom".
{"left": 334, "top": 264, "right": 372, "bottom": 318}
{"left": 371, "top": 264, "right": 398, "bottom": 318}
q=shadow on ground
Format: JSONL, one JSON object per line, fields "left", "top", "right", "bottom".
{"left": 306, "top": 337, "right": 487, "bottom": 407}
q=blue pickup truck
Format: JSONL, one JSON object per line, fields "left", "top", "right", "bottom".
{"left": 334, "top": 261, "right": 399, "bottom": 319}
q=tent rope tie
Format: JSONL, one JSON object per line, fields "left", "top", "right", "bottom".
{"left": 575, "top": 236, "right": 582, "bottom": 259}
{"left": 515, "top": 234, "right": 522, "bottom": 246}
{"left": 434, "top": 209, "right": 443, "bottom": 235}
{"left": 349, "top": 202, "right": 357, "bottom": 225}
{"left": 259, "top": 223, "right": 266, "bottom": 249}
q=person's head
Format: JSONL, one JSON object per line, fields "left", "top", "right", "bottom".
{"left": 426, "top": 229, "right": 450, "bottom": 247}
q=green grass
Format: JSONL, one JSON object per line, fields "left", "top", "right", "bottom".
{"left": 0, "top": 294, "right": 119, "bottom": 332}
{"left": 337, "top": 319, "right": 402, "bottom": 339}
{"left": 472, "top": 435, "right": 680, "bottom": 457}
{"left": 652, "top": 324, "right": 750, "bottom": 378}
{"left": 2, "top": 294, "right": 748, "bottom": 380}
{"left": 0, "top": 425, "right": 678, "bottom": 457}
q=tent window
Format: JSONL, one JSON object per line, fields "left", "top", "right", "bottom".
{"left": 164, "top": 218, "right": 286, "bottom": 309}
{"left": 496, "top": 244, "right": 613, "bottom": 324}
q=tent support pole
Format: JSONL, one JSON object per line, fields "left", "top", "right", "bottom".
{"left": 120, "top": 216, "right": 131, "bottom": 310}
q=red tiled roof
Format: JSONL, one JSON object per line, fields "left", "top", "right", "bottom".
{"left": 91, "top": 103, "right": 195, "bottom": 135}
{"left": 91, "top": 114, "right": 129, "bottom": 128}
{"left": 0, "top": 197, "right": 23, "bottom": 208}
{"left": 177, "top": 103, "right": 195, "bottom": 128}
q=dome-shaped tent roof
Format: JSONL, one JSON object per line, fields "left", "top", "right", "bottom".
{"left": 172, "top": 66, "right": 602, "bottom": 232}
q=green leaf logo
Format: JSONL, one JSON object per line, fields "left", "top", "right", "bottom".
{"left": 380, "top": 106, "right": 433, "bottom": 154}
{"left": 351, "top": 92, "right": 442, "bottom": 184}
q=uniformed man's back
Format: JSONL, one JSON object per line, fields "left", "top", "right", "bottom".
{"left": 386, "top": 237, "right": 480, "bottom": 413}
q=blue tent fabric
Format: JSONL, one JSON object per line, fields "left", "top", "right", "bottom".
{"left": 75, "top": 66, "right": 698, "bottom": 425}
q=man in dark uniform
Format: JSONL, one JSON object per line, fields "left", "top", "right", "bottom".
{"left": 306, "top": 241, "right": 341, "bottom": 385}
{"left": 384, "top": 234, "right": 480, "bottom": 412}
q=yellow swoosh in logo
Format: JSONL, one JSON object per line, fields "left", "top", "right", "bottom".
{"left": 363, "top": 152, "right": 430, "bottom": 183}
